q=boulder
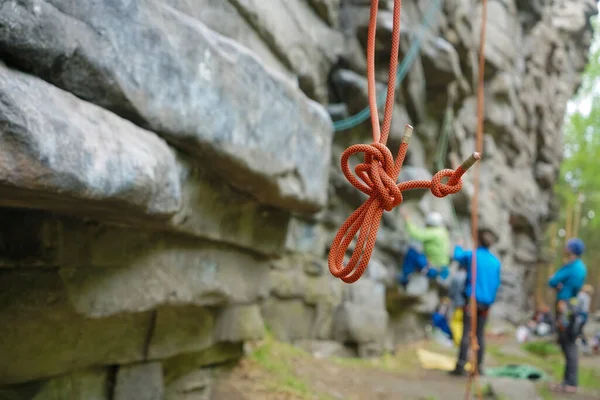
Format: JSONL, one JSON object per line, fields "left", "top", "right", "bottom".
{"left": 269, "top": 268, "right": 307, "bottom": 299}
{"left": 304, "top": 275, "right": 344, "bottom": 307}
{"left": 261, "top": 299, "right": 316, "bottom": 342}
{"left": 213, "top": 305, "right": 266, "bottom": 343}
{"left": 58, "top": 226, "right": 270, "bottom": 317}
{"left": 228, "top": 0, "right": 344, "bottom": 103}
{"left": 513, "top": 233, "right": 538, "bottom": 264}
{"left": 333, "top": 303, "right": 388, "bottom": 343}
{"left": 307, "top": 0, "right": 342, "bottom": 27}
{"left": 330, "top": 69, "right": 378, "bottom": 114}
{"left": 114, "top": 363, "right": 164, "bottom": 400}
{"left": 0, "top": 63, "right": 181, "bottom": 223}
{"left": 0, "top": 65, "right": 292, "bottom": 256}
{"left": 365, "top": 259, "right": 390, "bottom": 283}
{"left": 171, "top": 156, "right": 291, "bottom": 256}
{"left": 386, "top": 311, "right": 426, "bottom": 348}
{"left": 345, "top": 278, "right": 386, "bottom": 311}
{"left": 163, "top": 0, "right": 294, "bottom": 82}
{"left": 312, "top": 303, "right": 339, "bottom": 340}
{"left": 468, "top": 1, "right": 520, "bottom": 73}
{"left": 0, "top": 270, "right": 233, "bottom": 385}
{"left": 161, "top": 344, "right": 243, "bottom": 384}
{"left": 0, "top": 270, "right": 151, "bottom": 385}
{"left": 147, "top": 306, "right": 215, "bottom": 360}
{"left": 0, "top": 368, "right": 110, "bottom": 400}
{"left": 534, "top": 162, "right": 557, "bottom": 189}
{"left": 164, "top": 368, "right": 215, "bottom": 400}
{"left": 0, "top": 0, "right": 333, "bottom": 212}
{"left": 293, "top": 340, "right": 355, "bottom": 358}
{"left": 284, "top": 217, "right": 329, "bottom": 256}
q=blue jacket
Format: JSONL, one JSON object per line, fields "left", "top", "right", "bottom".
{"left": 453, "top": 245, "right": 501, "bottom": 307}
{"left": 548, "top": 258, "right": 587, "bottom": 301}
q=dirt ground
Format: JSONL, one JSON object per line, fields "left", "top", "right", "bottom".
{"left": 211, "top": 334, "right": 600, "bottom": 400}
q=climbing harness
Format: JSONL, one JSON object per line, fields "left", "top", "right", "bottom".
{"left": 556, "top": 299, "right": 586, "bottom": 340}
{"left": 464, "top": 0, "right": 489, "bottom": 399}
{"left": 327, "top": 0, "right": 480, "bottom": 284}
{"left": 332, "top": 0, "right": 443, "bottom": 132}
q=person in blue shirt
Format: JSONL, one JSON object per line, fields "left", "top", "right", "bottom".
{"left": 548, "top": 238, "right": 587, "bottom": 303}
{"left": 548, "top": 238, "right": 587, "bottom": 394}
{"left": 449, "top": 228, "right": 501, "bottom": 377}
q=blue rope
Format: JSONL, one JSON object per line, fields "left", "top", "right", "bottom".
{"left": 333, "top": 0, "right": 443, "bottom": 132}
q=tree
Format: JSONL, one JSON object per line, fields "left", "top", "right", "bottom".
{"left": 551, "top": 17, "right": 600, "bottom": 309}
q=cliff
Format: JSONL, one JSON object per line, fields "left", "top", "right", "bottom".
{"left": 0, "top": 0, "right": 596, "bottom": 398}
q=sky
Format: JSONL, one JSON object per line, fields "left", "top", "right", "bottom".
{"left": 566, "top": 9, "right": 600, "bottom": 116}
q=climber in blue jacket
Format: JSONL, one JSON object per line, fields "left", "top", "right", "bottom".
{"left": 547, "top": 238, "right": 587, "bottom": 394}
{"left": 548, "top": 238, "right": 587, "bottom": 303}
{"left": 449, "top": 228, "right": 501, "bottom": 377}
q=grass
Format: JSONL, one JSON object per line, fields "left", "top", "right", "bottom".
{"left": 247, "top": 332, "right": 335, "bottom": 399}
{"left": 330, "top": 347, "right": 421, "bottom": 375}
{"left": 244, "top": 330, "right": 599, "bottom": 400}
{"left": 522, "top": 341, "right": 561, "bottom": 358}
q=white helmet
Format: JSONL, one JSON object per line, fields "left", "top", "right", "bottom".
{"left": 425, "top": 212, "right": 444, "bottom": 227}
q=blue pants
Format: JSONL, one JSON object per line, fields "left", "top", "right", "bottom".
{"left": 397, "top": 247, "right": 428, "bottom": 286}
{"left": 432, "top": 312, "right": 453, "bottom": 339}
{"left": 397, "top": 247, "right": 449, "bottom": 286}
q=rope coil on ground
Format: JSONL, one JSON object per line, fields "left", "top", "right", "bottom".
{"left": 328, "top": 0, "right": 480, "bottom": 284}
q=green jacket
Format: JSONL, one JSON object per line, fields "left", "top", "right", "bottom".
{"left": 405, "top": 220, "right": 450, "bottom": 267}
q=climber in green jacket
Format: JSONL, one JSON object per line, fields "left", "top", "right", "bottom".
{"left": 397, "top": 210, "right": 451, "bottom": 287}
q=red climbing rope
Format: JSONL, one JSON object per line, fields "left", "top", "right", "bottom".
{"left": 328, "top": 0, "right": 480, "bottom": 284}
{"left": 465, "top": 1, "right": 489, "bottom": 399}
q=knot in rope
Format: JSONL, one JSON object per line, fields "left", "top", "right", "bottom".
{"left": 430, "top": 169, "right": 463, "bottom": 198}
{"left": 329, "top": 125, "right": 481, "bottom": 283}
{"left": 342, "top": 142, "right": 403, "bottom": 212}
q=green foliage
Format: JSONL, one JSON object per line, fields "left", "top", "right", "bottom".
{"left": 558, "top": 18, "right": 600, "bottom": 220}
{"left": 522, "top": 341, "right": 560, "bottom": 358}
{"left": 248, "top": 332, "right": 314, "bottom": 397}
{"left": 554, "top": 16, "right": 600, "bottom": 304}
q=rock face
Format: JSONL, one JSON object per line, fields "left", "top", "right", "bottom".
{"left": 0, "top": 0, "right": 596, "bottom": 396}
{"left": 0, "top": 0, "right": 333, "bottom": 212}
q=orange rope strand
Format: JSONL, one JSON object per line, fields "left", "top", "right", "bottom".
{"left": 465, "top": 0, "right": 488, "bottom": 399}
{"left": 328, "top": 0, "right": 481, "bottom": 284}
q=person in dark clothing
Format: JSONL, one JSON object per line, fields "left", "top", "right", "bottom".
{"left": 548, "top": 238, "right": 587, "bottom": 394}
{"left": 527, "top": 303, "right": 554, "bottom": 336}
{"left": 449, "top": 228, "right": 501, "bottom": 377}
{"left": 576, "top": 284, "right": 593, "bottom": 352}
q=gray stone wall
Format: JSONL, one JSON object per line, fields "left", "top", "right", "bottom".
{"left": 0, "top": 0, "right": 596, "bottom": 398}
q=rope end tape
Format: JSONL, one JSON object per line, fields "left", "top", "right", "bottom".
{"left": 461, "top": 152, "right": 481, "bottom": 172}
{"left": 402, "top": 124, "right": 413, "bottom": 144}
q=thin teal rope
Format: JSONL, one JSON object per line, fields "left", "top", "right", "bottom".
{"left": 436, "top": 100, "right": 466, "bottom": 241}
{"left": 333, "top": 0, "right": 444, "bottom": 132}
